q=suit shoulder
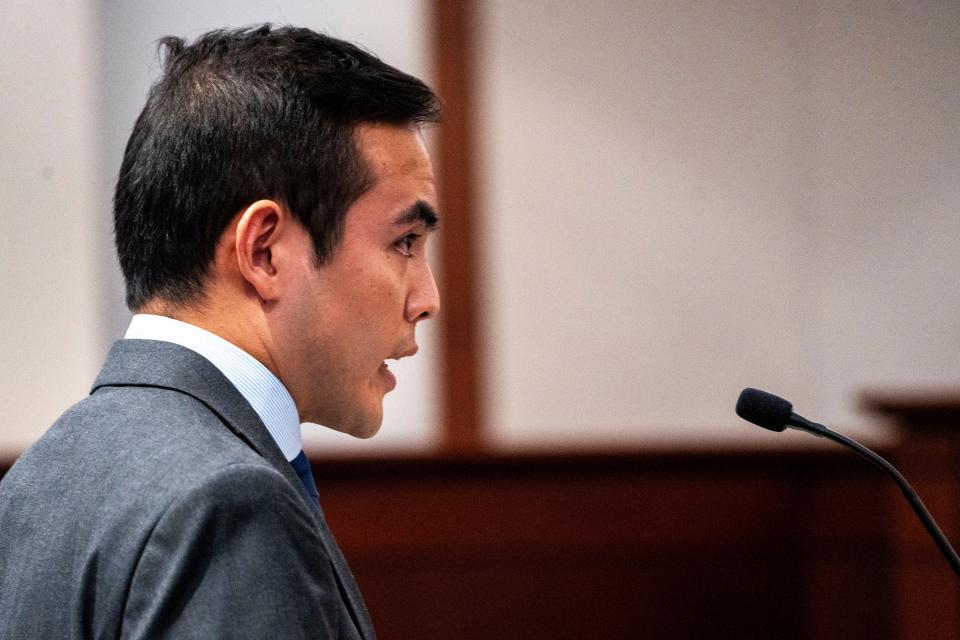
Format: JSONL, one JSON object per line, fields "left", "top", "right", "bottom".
{"left": 36, "top": 384, "right": 262, "bottom": 473}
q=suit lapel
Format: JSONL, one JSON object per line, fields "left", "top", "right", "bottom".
{"left": 92, "top": 339, "right": 375, "bottom": 639}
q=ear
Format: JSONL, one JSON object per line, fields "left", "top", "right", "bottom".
{"left": 234, "top": 199, "right": 289, "bottom": 301}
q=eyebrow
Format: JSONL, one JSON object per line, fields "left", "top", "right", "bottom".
{"left": 393, "top": 200, "right": 439, "bottom": 231}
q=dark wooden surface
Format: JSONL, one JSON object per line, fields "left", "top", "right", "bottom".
{"left": 862, "top": 389, "right": 960, "bottom": 640}
{"left": 312, "top": 448, "right": 900, "bottom": 639}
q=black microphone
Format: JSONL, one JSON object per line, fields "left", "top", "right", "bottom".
{"left": 736, "top": 387, "right": 830, "bottom": 436}
{"left": 736, "top": 387, "right": 960, "bottom": 580}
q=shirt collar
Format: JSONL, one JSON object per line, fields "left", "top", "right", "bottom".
{"left": 124, "top": 314, "right": 303, "bottom": 462}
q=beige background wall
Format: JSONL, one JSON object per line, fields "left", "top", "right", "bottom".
{"left": 476, "top": 1, "right": 960, "bottom": 449}
{"left": 3, "top": 1, "right": 958, "bottom": 456}
{"left": 1, "top": 0, "right": 99, "bottom": 458}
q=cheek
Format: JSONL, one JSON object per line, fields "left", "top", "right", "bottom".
{"left": 344, "top": 287, "right": 406, "bottom": 377}
{"left": 349, "top": 268, "right": 406, "bottom": 323}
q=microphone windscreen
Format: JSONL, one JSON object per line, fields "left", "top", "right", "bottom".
{"left": 736, "top": 388, "right": 793, "bottom": 432}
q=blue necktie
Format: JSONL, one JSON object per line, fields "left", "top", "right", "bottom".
{"left": 291, "top": 450, "right": 368, "bottom": 637}
{"left": 290, "top": 450, "right": 320, "bottom": 507}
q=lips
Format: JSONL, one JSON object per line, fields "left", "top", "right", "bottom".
{"left": 379, "top": 342, "right": 417, "bottom": 392}
{"left": 378, "top": 361, "right": 397, "bottom": 391}
{"left": 390, "top": 344, "right": 419, "bottom": 359}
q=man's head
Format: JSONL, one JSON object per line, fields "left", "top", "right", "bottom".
{"left": 114, "top": 25, "right": 442, "bottom": 436}
{"left": 115, "top": 24, "right": 440, "bottom": 308}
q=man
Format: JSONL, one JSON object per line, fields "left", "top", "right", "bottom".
{"left": 0, "top": 25, "right": 440, "bottom": 639}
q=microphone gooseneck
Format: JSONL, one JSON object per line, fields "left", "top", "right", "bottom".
{"left": 736, "top": 387, "right": 960, "bottom": 580}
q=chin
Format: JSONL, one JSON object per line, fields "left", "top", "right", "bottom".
{"left": 347, "top": 418, "right": 382, "bottom": 439}
{"left": 309, "top": 395, "right": 384, "bottom": 439}
{"left": 331, "top": 407, "right": 384, "bottom": 439}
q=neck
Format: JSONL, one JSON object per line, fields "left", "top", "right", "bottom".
{"left": 137, "top": 296, "right": 280, "bottom": 381}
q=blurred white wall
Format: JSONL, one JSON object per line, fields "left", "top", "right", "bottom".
{"left": 1, "top": 0, "right": 99, "bottom": 459}
{"left": 476, "top": 0, "right": 960, "bottom": 449}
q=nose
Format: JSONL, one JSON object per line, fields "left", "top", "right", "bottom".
{"left": 405, "top": 260, "right": 440, "bottom": 323}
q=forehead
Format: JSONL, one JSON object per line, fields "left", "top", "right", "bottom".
{"left": 344, "top": 123, "right": 438, "bottom": 232}
{"left": 354, "top": 122, "right": 434, "bottom": 183}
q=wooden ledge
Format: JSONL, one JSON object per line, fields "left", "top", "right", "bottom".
{"left": 861, "top": 387, "right": 960, "bottom": 426}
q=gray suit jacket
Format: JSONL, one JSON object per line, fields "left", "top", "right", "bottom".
{"left": 0, "top": 339, "right": 375, "bottom": 639}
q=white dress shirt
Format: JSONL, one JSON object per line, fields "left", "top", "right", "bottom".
{"left": 124, "top": 314, "right": 302, "bottom": 462}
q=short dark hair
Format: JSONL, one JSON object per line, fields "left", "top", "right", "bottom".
{"left": 114, "top": 24, "right": 440, "bottom": 310}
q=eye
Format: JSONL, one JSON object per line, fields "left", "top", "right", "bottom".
{"left": 394, "top": 232, "right": 421, "bottom": 257}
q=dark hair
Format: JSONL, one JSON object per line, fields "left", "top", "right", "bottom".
{"left": 114, "top": 24, "right": 440, "bottom": 310}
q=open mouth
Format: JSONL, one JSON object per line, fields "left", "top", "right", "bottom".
{"left": 378, "top": 361, "right": 397, "bottom": 391}
{"left": 379, "top": 343, "right": 416, "bottom": 392}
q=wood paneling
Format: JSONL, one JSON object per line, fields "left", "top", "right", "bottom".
{"left": 863, "top": 390, "right": 960, "bottom": 640}
{"left": 430, "top": 0, "right": 484, "bottom": 453}
{"left": 314, "top": 449, "right": 899, "bottom": 639}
